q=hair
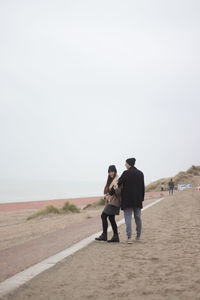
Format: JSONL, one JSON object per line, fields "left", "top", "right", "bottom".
{"left": 104, "top": 173, "right": 116, "bottom": 194}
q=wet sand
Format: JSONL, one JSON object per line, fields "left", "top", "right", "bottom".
{"left": 1, "top": 189, "right": 199, "bottom": 300}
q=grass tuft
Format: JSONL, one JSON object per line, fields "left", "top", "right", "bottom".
{"left": 27, "top": 202, "right": 80, "bottom": 220}
{"left": 83, "top": 203, "right": 92, "bottom": 210}
{"left": 27, "top": 205, "right": 60, "bottom": 220}
{"left": 62, "top": 201, "right": 80, "bottom": 213}
{"left": 83, "top": 198, "right": 106, "bottom": 209}
{"left": 45, "top": 205, "right": 60, "bottom": 214}
{"left": 96, "top": 197, "right": 106, "bottom": 206}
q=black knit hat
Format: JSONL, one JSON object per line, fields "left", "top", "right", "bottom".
{"left": 126, "top": 158, "right": 136, "bottom": 167}
{"left": 108, "top": 165, "right": 117, "bottom": 173}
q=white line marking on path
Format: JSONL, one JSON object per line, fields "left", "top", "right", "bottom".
{"left": 0, "top": 197, "right": 164, "bottom": 297}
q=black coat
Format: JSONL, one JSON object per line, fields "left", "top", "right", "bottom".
{"left": 118, "top": 166, "right": 145, "bottom": 210}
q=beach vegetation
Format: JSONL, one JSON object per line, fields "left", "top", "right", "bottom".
{"left": 27, "top": 202, "right": 80, "bottom": 220}
{"left": 82, "top": 198, "right": 105, "bottom": 209}
{"left": 96, "top": 197, "right": 106, "bottom": 206}
{"left": 61, "top": 201, "right": 80, "bottom": 213}
{"left": 82, "top": 197, "right": 105, "bottom": 210}
{"left": 83, "top": 203, "right": 92, "bottom": 210}
{"left": 27, "top": 205, "right": 60, "bottom": 220}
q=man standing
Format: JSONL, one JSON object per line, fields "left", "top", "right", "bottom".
{"left": 168, "top": 179, "right": 174, "bottom": 195}
{"left": 117, "top": 158, "right": 145, "bottom": 243}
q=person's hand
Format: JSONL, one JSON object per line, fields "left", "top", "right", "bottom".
{"left": 105, "top": 195, "right": 110, "bottom": 201}
{"left": 113, "top": 180, "right": 118, "bottom": 188}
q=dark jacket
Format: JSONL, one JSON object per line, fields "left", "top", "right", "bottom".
{"left": 168, "top": 181, "right": 174, "bottom": 188}
{"left": 118, "top": 166, "right": 145, "bottom": 210}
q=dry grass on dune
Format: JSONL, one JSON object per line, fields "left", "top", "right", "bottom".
{"left": 27, "top": 202, "right": 81, "bottom": 220}
{"left": 146, "top": 165, "right": 200, "bottom": 192}
{"left": 27, "top": 198, "right": 106, "bottom": 220}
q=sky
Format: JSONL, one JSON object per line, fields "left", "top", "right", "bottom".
{"left": 0, "top": 0, "right": 200, "bottom": 185}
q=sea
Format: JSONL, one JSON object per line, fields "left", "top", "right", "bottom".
{"left": 0, "top": 180, "right": 104, "bottom": 204}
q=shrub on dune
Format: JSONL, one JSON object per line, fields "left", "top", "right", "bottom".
{"left": 83, "top": 198, "right": 105, "bottom": 210}
{"left": 27, "top": 205, "right": 60, "bottom": 220}
{"left": 27, "top": 202, "right": 80, "bottom": 220}
{"left": 45, "top": 205, "right": 60, "bottom": 214}
{"left": 62, "top": 201, "right": 80, "bottom": 213}
{"left": 83, "top": 203, "right": 92, "bottom": 210}
{"left": 96, "top": 197, "right": 106, "bottom": 206}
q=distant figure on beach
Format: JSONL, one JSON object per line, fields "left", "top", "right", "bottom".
{"left": 95, "top": 165, "right": 121, "bottom": 243}
{"left": 168, "top": 179, "right": 174, "bottom": 195}
{"left": 161, "top": 183, "right": 164, "bottom": 192}
{"left": 116, "top": 158, "right": 145, "bottom": 243}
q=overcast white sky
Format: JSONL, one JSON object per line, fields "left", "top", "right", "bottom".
{"left": 0, "top": 0, "right": 200, "bottom": 184}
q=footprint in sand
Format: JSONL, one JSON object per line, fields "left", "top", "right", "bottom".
{"left": 127, "top": 272, "right": 136, "bottom": 279}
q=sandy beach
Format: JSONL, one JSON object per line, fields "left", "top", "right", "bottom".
{"left": 1, "top": 189, "right": 199, "bottom": 299}
{"left": 0, "top": 194, "right": 161, "bottom": 282}
{"left": 0, "top": 192, "right": 163, "bottom": 252}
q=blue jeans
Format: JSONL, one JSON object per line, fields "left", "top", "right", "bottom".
{"left": 124, "top": 208, "right": 142, "bottom": 239}
{"left": 169, "top": 187, "right": 174, "bottom": 195}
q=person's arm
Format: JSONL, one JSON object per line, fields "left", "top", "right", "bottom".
{"left": 114, "top": 185, "right": 122, "bottom": 199}
{"left": 109, "top": 186, "right": 115, "bottom": 196}
{"left": 118, "top": 171, "right": 128, "bottom": 187}
{"left": 141, "top": 173, "right": 145, "bottom": 201}
{"left": 109, "top": 185, "right": 122, "bottom": 200}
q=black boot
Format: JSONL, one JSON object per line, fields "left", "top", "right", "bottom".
{"left": 107, "top": 233, "right": 120, "bottom": 243}
{"left": 95, "top": 233, "right": 107, "bottom": 241}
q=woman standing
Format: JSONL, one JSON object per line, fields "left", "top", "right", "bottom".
{"left": 95, "top": 165, "right": 121, "bottom": 243}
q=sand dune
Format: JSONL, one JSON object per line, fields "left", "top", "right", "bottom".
{"left": 146, "top": 165, "right": 200, "bottom": 192}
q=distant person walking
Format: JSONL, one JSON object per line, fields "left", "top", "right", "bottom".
{"left": 116, "top": 158, "right": 145, "bottom": 243}
{"left": 161, "top": 183, "right": 164, "bottom": 192}
{"left": 169, "top": 179, "right": 174, "bottom": 195}
{"left": 95, "top": 165, "right": 121, "bottom": 243}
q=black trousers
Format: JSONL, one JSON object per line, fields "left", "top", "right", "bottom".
{"left": 101, "top": 212, "right": 118, "bottom": 235}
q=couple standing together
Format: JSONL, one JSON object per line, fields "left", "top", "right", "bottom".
{"left": 95, "top": 157, "right": 145, "bottom": 244}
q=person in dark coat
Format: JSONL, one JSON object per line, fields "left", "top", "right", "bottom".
{"left": 168, "top": 179, "right": 174, "bottom": 195}
{"left": 117, "top": 158, "right": 145, "bottom": 243}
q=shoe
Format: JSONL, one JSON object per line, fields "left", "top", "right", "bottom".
{"left": 95, "top": 233, "right": 107, "bottom": 241}
{"left": 127, "top": 238, "right": 133, "bottom": 244}
{"left": 135, "top": 236, "right": 140, "bottom": 241}
{"left": 107, "top": 233, "right": 120, "bottom": 243}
